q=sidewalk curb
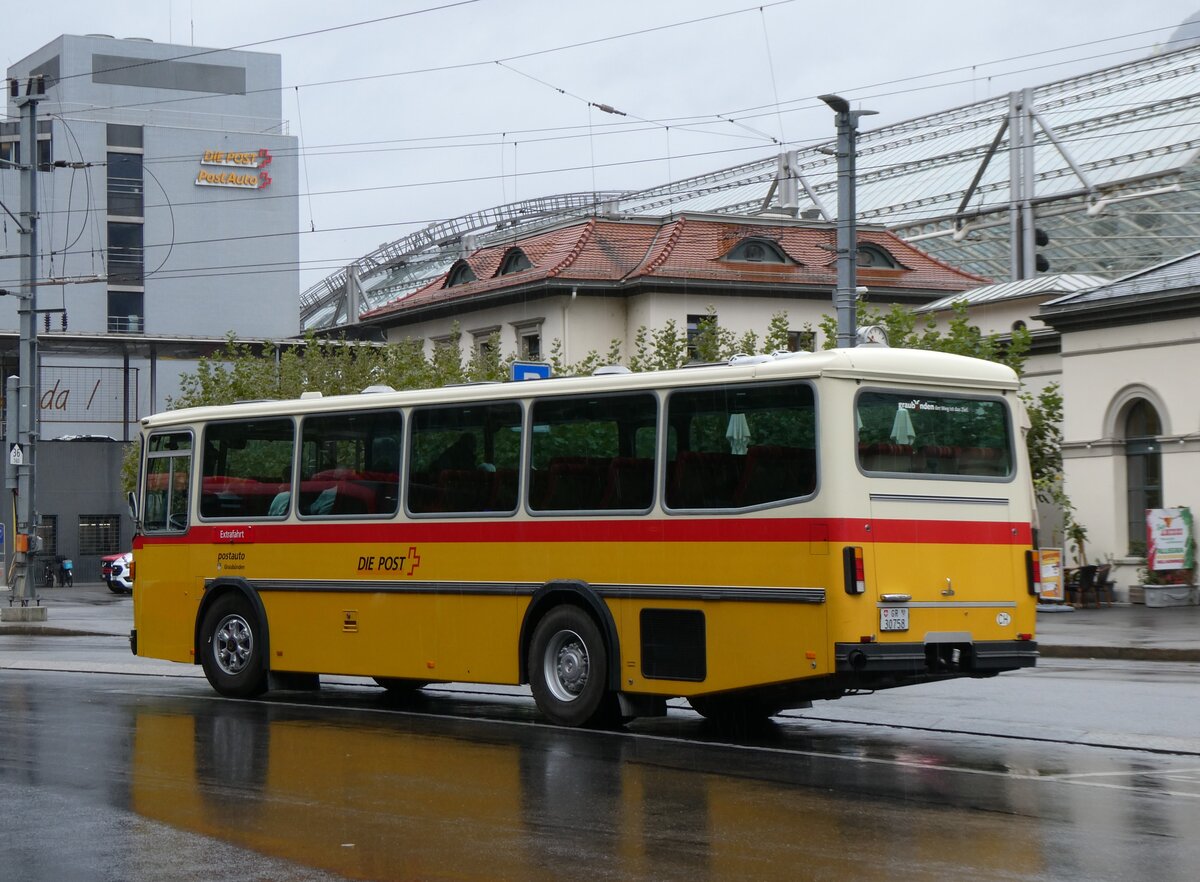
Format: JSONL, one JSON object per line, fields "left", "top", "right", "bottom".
{"left": 1039, "top": 645, "right": 1200, "bottom": 662}
{"left": 0, "top": 626, "right": 122, "bottom": 638}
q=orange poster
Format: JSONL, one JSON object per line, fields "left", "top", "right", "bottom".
{"left": 1039, "top": 548, "right": 1064, "bottom": 602}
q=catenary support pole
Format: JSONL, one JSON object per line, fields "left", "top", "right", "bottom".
{"left": 3, "top": 75, "right": 47, "bottom": 621}
{"left": 819, "top": 95, "right": 876, "bottom": 349}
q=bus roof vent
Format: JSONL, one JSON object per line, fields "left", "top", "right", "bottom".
{"left": 593, "top": 365, "right": 631, "bottom": 376}
{"left": 361, "top": 384, "right": 396, "bottom": 394}
{"left": 299, "top": 391, "right": 323, "bottom": 400}
{"left": 728, "top": 354, "right": 772, "bottom": 366}
{"left": 771, "top": 350, "right": 811, "bottom": 360}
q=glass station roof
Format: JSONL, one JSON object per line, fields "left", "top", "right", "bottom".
{"left": 303, "top": 43, "right": 1200, "bottom": 332}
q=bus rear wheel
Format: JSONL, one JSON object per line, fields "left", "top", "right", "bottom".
{"left": 529, "top": 605, "right": 613, "bottom": 728}
{"left": 200, "top": 593, "right": 268, "bottom": 698}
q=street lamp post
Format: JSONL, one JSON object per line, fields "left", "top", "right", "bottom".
{"left": 819, "top": 94, "right": 876, "bottom": 349}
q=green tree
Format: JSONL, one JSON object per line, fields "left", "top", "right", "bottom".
{"left": 763, "top": 311, "right": 794, "bottom": 354}
{"left": 627, "top": 319, "right": 688, "bottom": 372}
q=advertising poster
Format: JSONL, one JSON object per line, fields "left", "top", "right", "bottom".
{"left": 1038, "top": 548, "right": 1064, "bottom": 602}
{"left": 1146, "top": 507, "right": 1194, "bottom": 571}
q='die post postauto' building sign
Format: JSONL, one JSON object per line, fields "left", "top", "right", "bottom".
{"left": 195, "top": 148, "right": 273, "bottom": 189}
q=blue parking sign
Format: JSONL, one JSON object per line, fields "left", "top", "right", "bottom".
{"left": 511, "top": 361, "right": 552, "bottom": 381}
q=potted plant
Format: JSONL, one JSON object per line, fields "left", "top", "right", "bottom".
{"left": 1066, "top": 521, "right": 1089, "bottom": 567}
{"left": 1136, "top": 533, "right": 1197, "bottom": 607}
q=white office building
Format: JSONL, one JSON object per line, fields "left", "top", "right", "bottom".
{"left": 1, "top": 34, "right": 298, "bottom": 578}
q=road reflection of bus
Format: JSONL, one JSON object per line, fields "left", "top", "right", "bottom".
{"left": 128, "top": 700, "right": 1046, "bottom": 880}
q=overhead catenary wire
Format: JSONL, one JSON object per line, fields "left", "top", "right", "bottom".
{"left": 9, "top": 126, "right": 1200, "bottom": 285}
{"left": 12, "top": 15, "right": 1189, "bottom": 181}
{"left": 4, "top": 9, "right": 1198, "bottom": 292}
{"left": 22, "top": 107, "right": 1200, "bottom": 231}
{"left": 38, "top": 10, "right": 1191, "bottom": 160}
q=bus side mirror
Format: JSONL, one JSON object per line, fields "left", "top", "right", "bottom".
{"left": 127, "top": 490, "right": 139, "bottom": 526}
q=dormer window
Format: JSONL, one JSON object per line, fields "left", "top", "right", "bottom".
{"left": 445, "top": 261, "right": 477, "bottom": 287}
{"left": 498, "top": 248, "right": 532, "bottom": 275}
{"left": 726, "top": 237, "right": 790, "bottom": 264}
{"left": 857, "top": 243, "right": 900, "bottom": 269}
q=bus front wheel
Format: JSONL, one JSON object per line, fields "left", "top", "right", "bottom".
{"left": 200, "top": 593, "right": 268, "bottom": 698}
{"left": 529, "top": 605, "right": 612, "bottom": 728}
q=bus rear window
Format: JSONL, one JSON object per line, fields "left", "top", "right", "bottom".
{"left": 856, "top": 391, "right": 1012, "bottom": 478}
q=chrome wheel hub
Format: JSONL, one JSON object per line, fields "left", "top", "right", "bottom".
{"left": 214, "top": 613, "right": 254, "bottom": 676}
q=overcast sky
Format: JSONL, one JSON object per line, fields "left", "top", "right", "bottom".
{"left": 5, "top": 0, "right": 1199, "bottom": 295}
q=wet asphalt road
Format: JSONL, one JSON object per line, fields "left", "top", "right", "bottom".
{"left": 2, "top": 638, "right": 1200, "bottom": 880}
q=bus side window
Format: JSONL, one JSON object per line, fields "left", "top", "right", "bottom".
{"left": 298, "top": 410, "right": 402, "bottom": 518}
{"left": 666, "top": 381, "right": 815, "bottom": 509}
{"left": 408, "top": 402, "right": 522, "bottom": 515}
{"left": 200, "top": 419, "right": 294, "bottom": 520}
{"left": 528, "top": 392, "right": 657, "bottom": 513}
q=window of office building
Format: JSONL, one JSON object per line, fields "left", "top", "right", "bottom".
{"left": 108, "top": 290, "right": 144, "bottom": 333}
{"left": 511, "top": 318, "right": 544, "bottom": 361}
{"left": 38, "top": 515, "right": 58, "bottom": 557}
{"left": 107, "top": 152, "right": 143, "bottom": 217}
{"left": 786, "top": 330, "right": 815, "bottom": 352}
{"left": 79, "top": 514, "right": 121, "bottom": 556}
{"left": 687, "top": 313, "right": 718, "bottom": 361}
{"left": 106, "top": 124, "right": 143, "bottom": 149}
{"left": 107, "top": 221, "right": 144, "bottom": 286}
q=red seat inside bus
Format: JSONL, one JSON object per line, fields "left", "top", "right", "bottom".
{"left": 858, "top": 442, "right": 916, "bottom": 472}
{"left": 733, "top": 445, "right": 816, "bottom": 505}
{"left": 599, "top": 457, "right": 654, "bottom": 509}
{"left": 534, "top": 457, "right": 609, "bottom": 510}
{"left": 667, "top": 451, "right": 741, "bottom": 508}
{"left": 201, "top": 476, "right": 285, "bottom": 518}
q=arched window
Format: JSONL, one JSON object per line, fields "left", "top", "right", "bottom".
{"left": 726, "top": 238, "right": 790, "bottom": 264}
{"left": 498, "top": 248, "right": 532, "bottom": 275}
{"left": 856, "top": 243, "right": 900, "bottom": 269}
{"left": 1124, "top": 399, "right": 1162, "bottom": 552}
{"left": 445, "top": 261, "right": 477, "bottom": 287}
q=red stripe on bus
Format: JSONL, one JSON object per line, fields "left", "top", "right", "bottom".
{"left": 135, "top": 518, "right": 1032, "bottom": 548}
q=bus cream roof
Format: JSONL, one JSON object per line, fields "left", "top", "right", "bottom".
{"left": 141, "top": 348, "right": 1018, "bottom": 429}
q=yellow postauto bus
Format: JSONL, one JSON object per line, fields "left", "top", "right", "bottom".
{"left": 130, "top": 346, "right": 1039, "bottom": 727}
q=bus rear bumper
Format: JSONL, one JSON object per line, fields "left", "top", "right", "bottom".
{"left": 835, "top": 639, "right": 1038, "bottom": 677}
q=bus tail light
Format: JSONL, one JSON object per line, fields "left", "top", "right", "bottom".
{"left": 1024, "top": 550, "right": 1041, "bottom": 596}
{"left": 843, "top": 546, "right": 865, "bottom": 595}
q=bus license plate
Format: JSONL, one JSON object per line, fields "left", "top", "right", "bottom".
{"left": 880, "top": 607, "right": 909, "bottom": 631}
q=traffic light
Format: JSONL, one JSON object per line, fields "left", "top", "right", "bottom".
{"left": 1035, "top": 228, "right": 1050, "bottom": 273}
